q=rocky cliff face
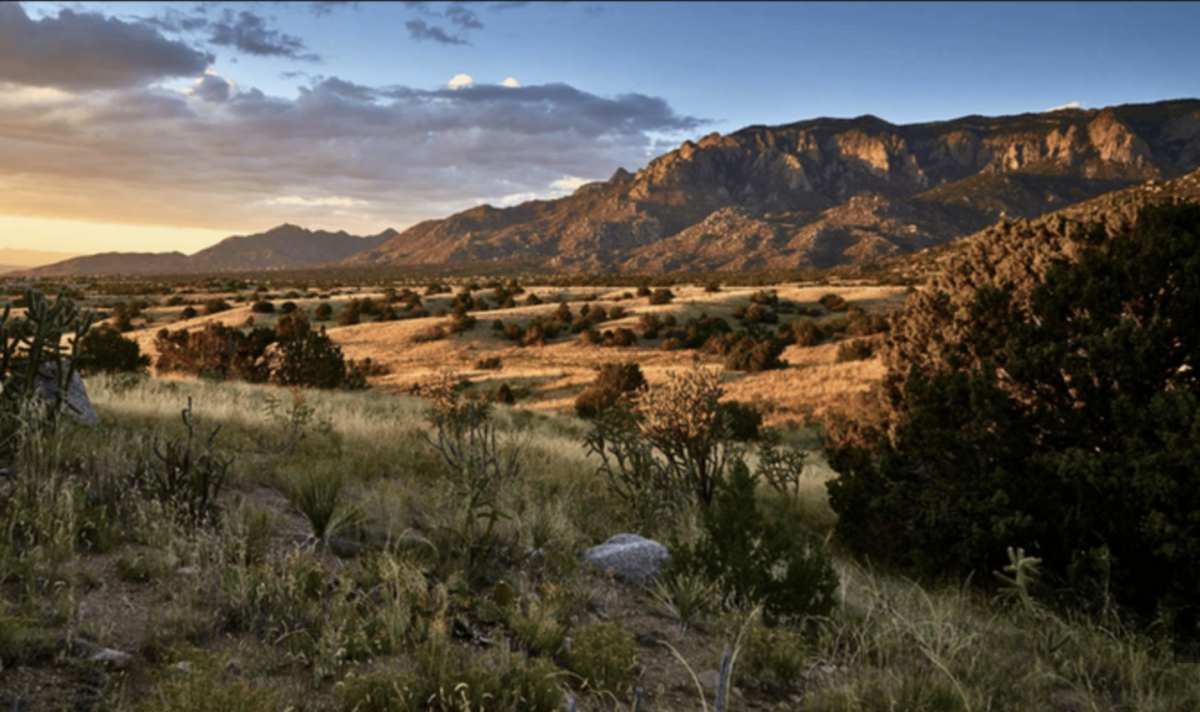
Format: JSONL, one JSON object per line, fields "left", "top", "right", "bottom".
{"left": 349, "top": 99, "right": 1200, "bottom": 273}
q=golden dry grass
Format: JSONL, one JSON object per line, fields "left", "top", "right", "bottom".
{"left": 119, "top": 282, "right": 902, "bottom": 427}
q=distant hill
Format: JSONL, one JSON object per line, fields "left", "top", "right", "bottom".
{"left": 25, "top": 225, "right": 397, "bottom": 277}
{"left": 0, "top": 248, "right": 84, "bottom": 273}
{"left": 345, "top": 98, "right": 1200, "bottom": 273}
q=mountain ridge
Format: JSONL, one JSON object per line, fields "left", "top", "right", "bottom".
{"left": 23, "top": 225, "right": 397, "bottom": 277}
{"left": 344, "top": 98, "right": 1200, "bottom": 273}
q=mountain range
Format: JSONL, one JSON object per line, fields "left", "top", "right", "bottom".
{"left": 19, "top": 98, "right": 1200, "bottom": 278}
{"left": 24, "top": 225, "right": 395, "bottom": 277}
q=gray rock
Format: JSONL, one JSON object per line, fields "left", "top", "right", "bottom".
{"left": 583, "top": 534, "right": 671, "bottom": 586}
{"left": 35, "top": 361, "right": 98, "bottom": 426}
{"left": 90, "top": 648, "right": 132, "bottom": 668}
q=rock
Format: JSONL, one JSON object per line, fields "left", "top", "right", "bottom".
{"left": 697, "top": 669, "right": 721, "bottom": 689}
{"left": 90, "top": 648, "right": 132, "bottom": 669}
{"left": 582, "top": 534, "right": 671, "bottom": 586}
{"left": 34, "top": 361, "right": 99, "bottom": 426}
{"left": 176, "top": 566, "right": 198, "bottom": 577}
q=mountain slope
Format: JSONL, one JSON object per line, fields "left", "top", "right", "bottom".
{"left": 25, "top": 225, "right": 396, "bottom": 277}
{"left": 880, "top": 165, "right": 1200, "bottom": 285}
{"left": 348, "top": 98, "right": 1200, "bottom": 273}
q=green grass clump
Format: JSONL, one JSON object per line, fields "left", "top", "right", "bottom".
{"left": 733, "top": 623, "right": 807, "bottom": 696}
{"left": 285, "top": 464, "right": 347, "bottom": 542}
{"left": 338, "top": 642, "right": 564, "bottom": 712}
{"left": 139, "top": 651, "right": 280, "bottom": 712}
{"left": 566, "top": 622, "right": 637, "bottom": 694}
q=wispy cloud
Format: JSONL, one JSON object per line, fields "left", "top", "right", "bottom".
{"left": 406, "top": 18, "right": 469, "bottom": 45}
{"left": 208, "top": 10, "right": 320, "bottom": 61}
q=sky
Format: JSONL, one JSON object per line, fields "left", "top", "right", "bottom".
{"left": 2, "top": 0, "right": 1199, "bottom": 255}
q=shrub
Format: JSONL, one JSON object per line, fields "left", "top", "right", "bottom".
{"left": 588, "top": 364, "right": 735, "bottom": 508}
{"left": 827, "top": 202, "right": 1200, "bottom": 633}
{"left": 574, "top": 362, "right": 646, "bottom": 419}
{"left": 271, "top": 312, "right": 353, "bottom": 390}
{"left": 835, "top": 338, "right": 877, "bottom": 362}
{"left": 603, "top": 327, "right": 638, "bottom": 348}
{"left": 720, "top": 400, "right": 763, "bottom": 441}
{"left": 203, "top": 298, "right": 230, "bottom": 315}
{"left": 722, "top": 333, "right": 788, "bottom": 372}
{"left": 251, "top": 300, "right": 275, "bottom": 314}
{"left": 672, "top": 460, "right": 838, "bottom": 622}
{"left": 648, "top": 287, "right": 674, "bottom": 305}
{"left": 493, "top": 383, "right": 515, "bottom": 405}
{"left": 734, "top": 623, "right": 807, "bottom": 696}
{"left": 788, "top": 319, "right": 823, "bottom": 347}
{"left": 337, "top": 302, "right": 361, "bottom": 326}
{"left": 566, "top": 622, "right": 637, "bottom": 694}
{"left": 180, "top": 306, "right": 198, "bottom": 320}
{"left": 313, "top": 302, "right": 333, "bottom": 321}
{"left": 636, "top": 285, "right": 652, "bottom": 297}
{"left": 475, "top": 356, "right": 503, "bottom": 370}
{"left": 154, "top": 323, "right": 273, "bottom": 383}
{"left": 818, "top": 293, "right": 847, "bottom": 311}
{"left": 639, "top": 314, "right": 662, "bottom": 338}
{"left": 77, "top": 324, "right": 150, "bottom": 375}
{"left": 280, "top": 301, "right": 297, "bottom": 314}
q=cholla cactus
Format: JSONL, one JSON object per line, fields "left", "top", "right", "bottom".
{"left": 1, "top": 289, "right": 94, "bottom": 448}
{"left": 635, "top": 364, "right": 734, "bottom": 505}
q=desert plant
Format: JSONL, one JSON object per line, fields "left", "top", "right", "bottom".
{"left": 271, "top": 312, "right": 353, "bottom": 390}
{"left": 672, "top": 460, "right": 838, "bottom": 622}
{"left": 574, "top": 362, "right": 646, "bottom": 419}
{"left": 337, "top": 642, "right": 564, "bottom": 712}
{"left": 835, "top": 338, "right": 876, "bottom": 362}
{"left": 419, "top": 371, "right": 523, "bottom": 579}
{"left": 475, "top": 356, "right": 503, "bottom": 370}
{"left": 0, "top": 289, "right": 95, "bottom": 451}
{"left": 648, "top": 287, "right": 674, "bottom": 305}
{"left": 77, "top": 324, "right": 150, "bottom": 375}
{"left": 145, "top": 397, "right": 231, "bottom": 527}
{"left": 818, "top": 293, "right": 848, "bottom": 311}
{"left": 286, "top": 466, "right": 348, "bottom": 543}
{"left": 566, "top": 622, "right": 638, "bottom": 694}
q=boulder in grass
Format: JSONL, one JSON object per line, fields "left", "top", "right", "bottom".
{"left": 34, "top": 361, "right": 99, "bottom": 426}
{"left": 583, "top": 534, "right": 671, "bottom": 586}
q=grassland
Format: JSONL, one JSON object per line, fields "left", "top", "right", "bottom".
{"left": 2, "top": 278, "right": 1197, "bottom": 711}
{"left": 4, "top": 372, "right": 1195, "bottom": 710}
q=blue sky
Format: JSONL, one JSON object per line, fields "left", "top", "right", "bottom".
{"left": 3, "top": 1, "right": 1199, "bottom": 253}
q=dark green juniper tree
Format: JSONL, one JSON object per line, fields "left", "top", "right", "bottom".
{"left": 828, "top": 202, "right": 1200, "bottom": 635}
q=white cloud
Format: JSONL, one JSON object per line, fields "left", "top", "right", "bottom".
{"left": 260, "top": 196, "right": 369, "bottom": 208}
{"left": 447, "top": 73, "right": 474, "bottom": 90}
{"left": 550, "top": 175, "right": 590, "bottom": 192}
{"left": 500, "top": 76, "right": 520, "bottom": 88}
{"left": 1045, "top": 101, "right": 1082, "bottom": 112}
